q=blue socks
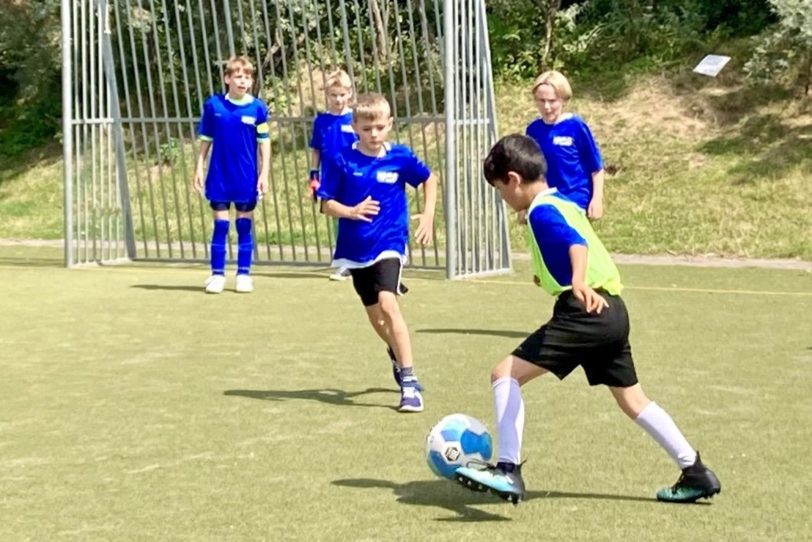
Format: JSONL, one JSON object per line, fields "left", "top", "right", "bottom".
{"left": 210, "top": 219, "right": 229, "bottom": 275}
{"left": 236, "top": 217, "right": 253, "bottom": 276}
{"left": 210, "top": 218, "right": 253, "bottom": 276}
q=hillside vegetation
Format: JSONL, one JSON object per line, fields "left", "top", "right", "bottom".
{"left": 498, "top": 69, "right": 811, "bottom": 260}
{"left": 0, "top": 0, "right": 810, "bottom": 259}
{"left": 1, "top": 69, "right": 809, "bottom": 260}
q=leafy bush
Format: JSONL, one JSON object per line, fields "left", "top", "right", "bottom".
{"left": 744, "top": 0, "right": 812, "bottom": 94}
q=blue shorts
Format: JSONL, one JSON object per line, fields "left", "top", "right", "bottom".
{"left": 209, "top": 200, "right": 258, "bottom": 212}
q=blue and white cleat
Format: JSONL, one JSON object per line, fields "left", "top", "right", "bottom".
{"left": 398, "top": 386, "right": 424, "bottom": 412}
{"left": 455, "top": 462, "right": 526, "bottom": 505}
{"left": 387, "top": 346, "right": 423, "bottom": 392}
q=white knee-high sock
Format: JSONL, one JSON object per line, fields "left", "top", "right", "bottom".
{"left": 635, "top": 401, "right": 697, "bottom": 469}
{"left": 492, "top": 377, "right": 525, "bottom": 465}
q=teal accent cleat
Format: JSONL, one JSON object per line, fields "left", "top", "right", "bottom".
{"left": 455, "top": 462, "right": 525, "bottom": 505}
{"left": 656, "top": 452, "right": 721, "bottom": 504}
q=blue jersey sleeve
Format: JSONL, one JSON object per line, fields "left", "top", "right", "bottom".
{"left": 256, "top": 101, "right": 270, "bottom": 141}
{"left": 529, "top": 203, "right": 587, "bottom": 287}
{"left": 529, "top": 204, "right": 586, "bottom": 250}
{"left": 309, "top": 114, "right": 324, "bottom": 150}
{"left": 574, "top": 117, "right": 603, "bottom": 174}
{"left": 316, "top": 152, "right": 343, "bottom": 201}
{"left": 198, "top": 98, "right": 215, "bottom": 141}
{"left": 401, "top": 148, "right": 431, "bottom": 187}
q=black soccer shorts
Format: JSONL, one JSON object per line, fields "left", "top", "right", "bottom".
{"left": 512, "top": 290, "right": 639, "bottom": 387}
{"left": 209, "top": 200, "right": 258, "bottom": 212}
{"left": 349, "top": 257, "right": 407, "bottom": 307}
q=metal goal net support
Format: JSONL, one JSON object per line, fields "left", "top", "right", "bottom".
{"left": 61, "top": 0, "right": 511, "bottom": 278}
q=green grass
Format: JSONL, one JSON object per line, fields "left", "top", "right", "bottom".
{"left": 2, "top": 245, "right": 811, "bottom": 540}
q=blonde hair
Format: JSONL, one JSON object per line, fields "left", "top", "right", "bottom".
{"left": 352, "top": 92, "right": 391, "bottom": 121}
{"left": 532, "top": 70, "right": 572, "bottom": 101}
{"left": 225, "top": 55, "right": 254, "bottom": 77}
{"left": 325, "top": 69, "right": 352, "bottom": 90}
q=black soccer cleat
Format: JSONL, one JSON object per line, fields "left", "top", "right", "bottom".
{"left": 656, "top": 452, "right": 721, "bottom": 503}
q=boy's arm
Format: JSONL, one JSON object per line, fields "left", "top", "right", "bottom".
{"left": 308, "top": 148, "right": 321, "bottom": 199}
{"left": 587, "top": 169, "right": 605, "bottom": 220}
{"left": 321, "top": 197, "right": 380, "bottom": 222}
{"left": 569, "top": 243, "right": 608, "bottom": 314}
{"left": 257, "top": 139, "right": 271, "bottom": 195}
{"left": 193, "top": 140, "right": 212, "bottom": 194}
{"left": 413, "top": 172, "right": 438, "bottom": 245}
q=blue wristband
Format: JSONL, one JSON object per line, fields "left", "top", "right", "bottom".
{"left": 309, "top": 169, "right": 319, "bottom": 181}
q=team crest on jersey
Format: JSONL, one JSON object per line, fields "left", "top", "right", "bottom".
{"left": 376, "top": 171, "right": 399, "bottom": 184}
{"left": 340, "top": 124, "right": 355, "bottom": 133}
{"left": 241, "top": 115, "right": 256, "bottom": 125}
{"left": 553, "top": 136, "right": 574, "bottom": 146}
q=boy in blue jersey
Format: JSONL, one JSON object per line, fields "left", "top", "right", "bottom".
{"left": 308, "top": 69, "right": 359, "bottom": 281}
{"left": 193, "top": 56, "right": 271, "bottom": 294}
{"left": 316, "top": 93, "right": 438, "bottom": 412}
{"left": 455, "top": 135, "right": 720, "bottom": 504}
{"left": 526, "top": 70, "right": 605, "bottom": 219}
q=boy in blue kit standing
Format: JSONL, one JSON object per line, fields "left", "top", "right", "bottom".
{"left": 317, "top": 93, "right": 438, "bottom": 412}
{"left": 308, "top": 69, "right": 358, "bottom": 281}
{"left": 455, "top": 135, "right": 720, "bottom": 504}
{"left": 526, "top": 70, "right": 606, "bottom": 219}
{"left": 193, "top": 55, "right": 271, "bottom": 294}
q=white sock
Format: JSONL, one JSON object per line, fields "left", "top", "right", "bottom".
{"left": 492, "top": 377, "right": 525, "bottom": 465}
{"left": 635, "top": 401, "right": 697, "bottom": 469}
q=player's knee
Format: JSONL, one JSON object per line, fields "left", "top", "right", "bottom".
{"left": 490, "top": 357, "right": 514, "bottom": 382}
{"left": 377, "top": 292, "right": 401, "bottom": 319}
{"left": 610, "top": 384, "right": 650, "bottom": 418}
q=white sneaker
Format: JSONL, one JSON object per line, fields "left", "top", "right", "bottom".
{"left": 329, "top": 267, "right": 351, "bottom": 281}
{"left": 235, "top": 274, "right": 254, "bottom": 293}
{"left": 204, "top": 274, "right": 226, "bottom": 294}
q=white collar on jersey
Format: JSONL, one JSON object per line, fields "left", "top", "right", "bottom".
{"left": 539, "top": 112, "right": 574, "bottom": 126}
{"left": 225, "top": 93, "right": 254, "bottom": 106}
{"left": 352, "top": 141, "right": 391, "bottom": 157}
{"left": 326, "top": 107, "right": 353, "bottom": 116}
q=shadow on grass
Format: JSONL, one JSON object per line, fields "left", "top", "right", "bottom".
{"left": 417, "top": 328, "right": 528, "bottom": 339}
{"left": 224, "top": 387, "right": 399, "bottom": 410}
{"left": 698, "top": 109, "right": 811, "bottom": 184}
{"left": 0, "top": 256, "right": 63, "bottom": 268}
{"left": 131, "top": 284, "right": 205, "bottom": 292}
{"left": 332, "top": 478, "right": 659, "bottom": 522}
{"left": 332, "top": 478, "right": 511, "bottom": 521}
{"left": 257, "top": 271, "right": 331, "bottom": 280}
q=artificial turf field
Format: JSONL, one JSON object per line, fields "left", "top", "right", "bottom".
{"left": 1, "top": 246, "right": 810, "bottom": 541}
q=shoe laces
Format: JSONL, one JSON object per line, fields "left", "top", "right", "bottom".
{"left": 401, "top": 387, "right": 418, "bottom": 399}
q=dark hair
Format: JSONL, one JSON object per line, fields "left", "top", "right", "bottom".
{"left": 482, "top": 134, "right": 546, "bottom": 186}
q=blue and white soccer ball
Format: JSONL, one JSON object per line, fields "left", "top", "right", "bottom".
{"left": 425, "top": 413, "right": 493, "bottom": 480}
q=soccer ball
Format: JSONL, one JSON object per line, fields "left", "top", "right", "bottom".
{"left": 425, "top": 413, "right": 493, "bottom": 480}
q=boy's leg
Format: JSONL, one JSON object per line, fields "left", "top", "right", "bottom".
{"left": 456, "top": 355, "right": 546, "bottom": 504}
{"left": 377, "top": 291, "right": 412, "bottom": 369}
{"left": 611, "top": 384, "right": 721, "bottom": 502}
{"left": 362, "top": 303, "right": 423, "bottom": 392}
{"left": 376, "top": 290, "right": 423, "bottom": 412}
{"left": 611, "top": 384, "right": 697, "bottom": 468}
{"left": 235, "top": 210, "right": 255, "bottom": 292}
{"left": 206, "top": 208, "right": 230, "bottom": 294}
{"left": 351, "top": 259, "right": 423, "bottom": 396}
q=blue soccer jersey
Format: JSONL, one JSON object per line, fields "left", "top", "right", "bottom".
{"left": 316, "top": 142, "right": 431, "bottom": 267}
{"left": 198, "top": 94, "right": 270, "bottom": 203}
{"left": 309, "top": 111, "right": 357, "bottom": 158}
{"left": 526, "top": 113, "right": 603, "bottom": 210}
